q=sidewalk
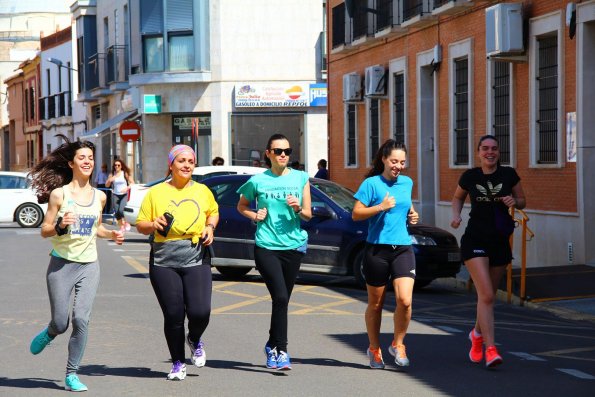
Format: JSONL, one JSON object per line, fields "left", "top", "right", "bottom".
{"left": 436, "top": 264, "right": 595, "bottom": 324}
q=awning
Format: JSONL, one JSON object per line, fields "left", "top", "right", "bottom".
{"left": 80, "top": 110, "right": 138, "bottom": 138}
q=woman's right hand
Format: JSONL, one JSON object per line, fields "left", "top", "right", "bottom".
{"left": 450, "top": 215, "right": 462, "bottom": 229}
{"left": 61, "top": 211, "right": 77, "bottom": 227}
{"left": 380, "top": 192, "right": 395, "bottom": 211}
{"left": 254, "top": 208, "right": 268, "bottom": 222}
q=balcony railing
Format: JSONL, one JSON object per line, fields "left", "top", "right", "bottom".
{"left": 38, "top": 92, "right": 72, "bottom": 120}
{"left": 403, "top": 0, "right": 430, "bottom": 21}
{"left": 352, "top": 1, "right": 369, "bottom": 40}
{"left": 106, "top": 44, "right": 129, "bottom": 84}
{"left": 376, "top": 0, "right": 394, "bottom": 32}
{"left": 38, "top": 97, "right": 45, "bottom": 120}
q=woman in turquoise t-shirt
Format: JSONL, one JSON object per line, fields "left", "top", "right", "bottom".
{"left": 353, "top": 139, "right": 419, "bottom": 370}
{"left": 237, "top": 133, "right": 312, "bottom": 371}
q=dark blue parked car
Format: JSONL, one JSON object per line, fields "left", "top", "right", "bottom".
{"left": 203, "top": 174, "right": 461, "bottom": 288}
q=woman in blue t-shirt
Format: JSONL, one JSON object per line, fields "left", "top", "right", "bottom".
{"left": 236, "top": 133, "right": 312, "bottom": 371}
{"left": 352, "top": 140, "right": 419, "bottom": 369}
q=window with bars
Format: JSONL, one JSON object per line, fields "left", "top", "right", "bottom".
{"left": 454, "top": 58, "right": 469, "bottom": 165}
{"left": 492, "top": 61, "right": 510, "bottom": 165}
{"left": 352, "top": 0, "right": 369, "bottom": 40}
{"left": 346, "top": 104, "right": 357, "bottom": 166}
{"left": 536, "top": 35, "right": 558, "bottom": 164}
{"left": 393, "top": 72, "right": 405, "bottom": 143}
{"left": 376, "top": 0, "right": 394, "bottom": 32}
{"left": 369, "top": 99, "right": 380, "bottom": 164}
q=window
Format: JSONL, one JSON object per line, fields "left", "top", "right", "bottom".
{"left": 453, "top": 58, "right": 469, "bottom": 165}
{"left": 368, "top": 98, "right": 380, "bottom": 165}
{"left": 345, "top": 104, "right": 357, "bottom": 166}
{"left": 352, "top": 0, "right": 369, "bottom": 40}
{"left": 536, "top": 35, "right": 558, "bottom": 164}
{"left": 491, "top": 61, "right": 511, "bottom": 165}
{"left": 24, "top": 88, "right": 29, "bottom": 122}
{"left": 141, "top": 0, "right": 194, "bottom": 73}
{"left": 449, "top": 39, "right": 473, "bottom": 167}
{"left": 331, "top": 3, "right": 346, "bottom": 48}
{"left": 529, "top": 13, "right": 563, "bottom": 167}
{"left": 393, "top": 73, "right": 405, "bottom": 143}
{"left": 30, "top": 85, "right": 35, "bottom": 121}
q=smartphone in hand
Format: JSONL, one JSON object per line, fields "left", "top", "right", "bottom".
{"left": 157, "top": 212, "right": 174, "bottom": 237}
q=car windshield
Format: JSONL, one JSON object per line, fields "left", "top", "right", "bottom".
{"left": 310, "top": 179, "right": 356, "bottom": 212}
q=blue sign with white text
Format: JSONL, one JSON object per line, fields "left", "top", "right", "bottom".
{"left": 309, "top": 83, "right": 327, "bottom": 107}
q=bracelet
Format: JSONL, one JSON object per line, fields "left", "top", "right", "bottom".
{"left": 206, "top": 223, "right": 216, "bottom": 231}
{"left": 295, "top": 206, "right": 303, "bottom": 214}
{"left": 54, "top": 217, "right": 69, "bottom": 236}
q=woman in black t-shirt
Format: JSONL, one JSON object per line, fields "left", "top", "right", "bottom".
{"left": 451, "top": 135, "right": 526, "bottom": 368}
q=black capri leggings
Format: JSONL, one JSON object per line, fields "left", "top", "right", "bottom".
{"left": 254, "top": 246, "right": 303, "bottom": 353}
{"left": 112, "top": 193, "right": 128, "bottom": 220}
{"left": 149, "top": 264, "right": 212, "bottom": 362}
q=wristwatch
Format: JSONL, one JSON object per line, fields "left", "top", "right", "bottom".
{"left": 206, "top": 223, "right": 216, "bottom": 231}
{"left": 54, "top": 217, "right": 69, "bottom": 236}
{"left": 295, "top": 206, "right": 303, "bottom": 214}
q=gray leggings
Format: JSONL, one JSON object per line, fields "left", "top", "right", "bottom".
{"left": 46, "top": 256, "right": 100, "bottom": 375}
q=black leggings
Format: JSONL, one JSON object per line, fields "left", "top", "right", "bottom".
{"left": 149, "top": 264, "right": 212, "bottom": 362}
{"left": 112, "top": 193, "right": 127, "bottom": 220}
{"left": 254, "top": 246, "right": 303, "bottom": 353}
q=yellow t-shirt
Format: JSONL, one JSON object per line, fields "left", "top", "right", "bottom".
{"left": 137, "top": 181, "right": 219, "bottom": 244}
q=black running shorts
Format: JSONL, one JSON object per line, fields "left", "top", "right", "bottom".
{"left": 460, "top": 233, "right": 512, "bottom": 267}
{"left": 363, "top": 243, "right": 416, "bottom": 287}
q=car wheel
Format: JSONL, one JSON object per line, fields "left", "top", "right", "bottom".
{"left": 413, "top": 279, "right": 433, "bottom": 290}
{"left": 352, "top": 249, "right": 366, "bottom": 289}
{"left": 15, "top": 203, "right": 43, "bottom": 228}
{"left": 215, "top": 266, "right": 251, "bottom": 278}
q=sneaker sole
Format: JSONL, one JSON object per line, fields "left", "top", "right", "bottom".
{"left": 277, "top": 365, "right": 292, "bottom": 371}
{"left": 65, "top": 386, "right": 88, "bottom": 392}
{"left": 191, "top": 357, "right": 206, "bottom": 368}
{"left": 486, "top": 357, "right": 503, "bottom": 368}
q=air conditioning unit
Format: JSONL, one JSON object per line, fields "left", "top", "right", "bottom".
{"left": 343, "top": 73, "right": 362, "bottom": 102}
{"left": 486, "top": 3, "right": 524, "bottom": 58}
{"left": 365, "top": 65, "right": 386, "bottom": 97}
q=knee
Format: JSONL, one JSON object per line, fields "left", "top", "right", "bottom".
{"left": 71, "top": 316, "right": 89, "bottom": 332}
{"left": 163, "top": 308, "right": 185, "bottom": 326}
{"left": 51, "top": 321, "right": 69, "bottom": 335}
{"left": 397, "top": 297, "right": 412, "bottom": 310}
{"left": 271, "top": 293, "right": 289, "bottom": 308}
{"left": 367, "top": 302, "right": 384, "bottom": 314}
{"left": 477, "top": 290, "right": 496, "bottom": 306}
{"left": 187, "top": 307, "right": 211, "bottom": 323}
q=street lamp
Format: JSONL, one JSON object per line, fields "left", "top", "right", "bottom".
{"left": 47, "top": 57, "right": 78, "bottom": 72}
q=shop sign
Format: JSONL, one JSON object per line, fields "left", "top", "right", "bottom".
{"left": 309, "top": 83, "right": 327, "bottom": 107}
{"left": 235, "top": 83, "right": 310, "bottom": 107}
{"left": 144, "top": 95, "right": 162, "bottom": 114}
{"left": 173, "top": 116, "right": 211, "bottom": 129}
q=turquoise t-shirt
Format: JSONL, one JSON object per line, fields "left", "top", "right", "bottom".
{"left": 237, "top": 169, "right": 309, "bottom": 250}
{"left": 353, "top": 175, "right": 413, "bottom": 245}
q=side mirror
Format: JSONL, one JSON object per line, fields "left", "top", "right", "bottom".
{"left": 312, "top": 205, "right": 333, "bottom": 218}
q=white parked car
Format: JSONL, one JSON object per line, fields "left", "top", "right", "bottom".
{"left": 0, "top": 171, "right": 48, "bottom": 227}
{"left": 124, "top": 165, "right": 266, "bottom": 226}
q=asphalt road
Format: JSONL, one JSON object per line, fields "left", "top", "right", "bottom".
{"left": 0, "top": 225, "right": 593, "bottom": 396}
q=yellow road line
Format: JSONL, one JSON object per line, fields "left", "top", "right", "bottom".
{"left": 122, "top": 256, "right": 149, "bottom": 277}
{"left": 536, "top": 346, "right": 595, "bottom": 362}
{"left": 291, "top": 298, "right": 356, "bottom": 315}
{"left": 529, "top": 294, "right": 595, "bottom": 302}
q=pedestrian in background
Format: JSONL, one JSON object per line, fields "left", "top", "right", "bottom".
{"left": 136, "top": 144, "right": 219, "bottom": 381}
{"left": 94, "top": 163, "right": 111, "bottom": 214}
{"left": 451, "top": 134, "right": 526, "bottom": 368}
{"left": 236, "top": 133, "right": 312, "bottom": 371}
{"left": 314, "top": 159, "right": 329, "bottom": 180}
{"left": 105, "top": 159, "right": 134, "bottom": 230}
{"left": 28, "top": 135, "right": 124, "bottom": 392}
{"left": 212, "top": 156, "right": 224, "bottom": 166}
{"left": 352, "top": 139, "right": 418, "bottom": 369}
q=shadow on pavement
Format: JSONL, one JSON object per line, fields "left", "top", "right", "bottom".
{"left": 206, "top": 359, "right": 287, "bottom": 375}
{"left": 0, "top": 377, "right": 62, "bottom": 390}
{"left": 78, "top": 364, "right": 164, "bottom": 378}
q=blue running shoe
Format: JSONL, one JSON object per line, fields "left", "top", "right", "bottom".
{"left": 166, "top": 361, "right": 186, "bottom": 381}
{"left": 388, "top": 342, "right": 410, "bottom": 367}
{"left": 265, "top": 346, "right": 278, "bottom": 369}
{"left": 186, "top": 335, "right": 206, "bottom": 367}
{"left": 276, "top": 350, "right": 292, "bottom": 371}
{"left": 367, "top": 347, "right": 385, "bottom": 369}
{"left": 65, "top": 374, "right": 88, "bottom": 392}
{"left": 30, "top": 328, "right": 54, "bottom": 355}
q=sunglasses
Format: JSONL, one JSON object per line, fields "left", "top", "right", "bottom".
{"left": 114, "top": 164, "right": 122, "bottom": 167}
{"left": 270, "top": 148, "right": 293, "bottom": 156}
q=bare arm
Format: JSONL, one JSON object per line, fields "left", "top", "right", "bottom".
{"left": 352, "top": 192, "right": 395, "bottom": 222}
{"left": 201, "top": 214, "right": 220, "bottom": 246}
{"left": 40, "top": 188, "right": 65, "bottom": 238}
{"left": 286, "top": 181, "right": 312, "bottom": 221}
{"left": 451, "top": 186, "right": 468, "bottom": 229}
{"left": 95, "top": 190, "right": 124, "bottom": 244}
{"left": 105, "top": 173, "right": 114, "bottom": 188}
{"left": 237, "top": 195, "right": 267, "bottom": 222}
{"left": 501, "top": 181, "right": 526, "bottom": 210}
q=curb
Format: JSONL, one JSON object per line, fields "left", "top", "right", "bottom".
{"left": 432, "top": 277, "right": 595, "bottom": 324}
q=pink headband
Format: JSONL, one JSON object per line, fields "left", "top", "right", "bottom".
{"left": 168, "top": 145, "right": 196, "bottom": 167}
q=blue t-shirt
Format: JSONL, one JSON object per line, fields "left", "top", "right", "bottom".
{"left": 353, "top": 175, "right": 413, "bottom": 245}
{"left": 237, "top": 169, "right": 309, "bottom": 250}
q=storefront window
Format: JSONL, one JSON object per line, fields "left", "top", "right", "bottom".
{"left": 172, "top": 113, "right": 211, "bottom": 166}
{"left": 230, "top": 113, "right": 304, "bottom": 166}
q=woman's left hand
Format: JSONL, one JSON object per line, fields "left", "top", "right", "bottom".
{"left": 202, "top": 225, "right": 214, "bottom": 246}
{"left": 111, "top": 229, "right": 125, "bottom": 245}
{"left": 408, "top": 209, "right": 419, "bottom": 225}
{"left": 286, "top": 194, "right": 301, "bottom": 212}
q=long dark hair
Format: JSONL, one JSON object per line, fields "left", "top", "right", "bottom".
{"left": 264, "top": 133, "right": 290, "bottom": 168}
{"left": 365, "top": 139, "right": 407, "bottom": 178}
{"left": 29, "top": 134, "right": 96, "bottom": 204}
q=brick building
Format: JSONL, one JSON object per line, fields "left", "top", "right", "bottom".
{"left": 327, "top": 0, "right": 595, "bottom": 268}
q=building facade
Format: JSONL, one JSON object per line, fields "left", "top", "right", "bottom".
{"left": 328, "top": 0, "right": 595, "bottom": 268}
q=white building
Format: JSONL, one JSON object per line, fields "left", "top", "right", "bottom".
{"left": 72, "top": 0, "right": 327, "bottom": 182}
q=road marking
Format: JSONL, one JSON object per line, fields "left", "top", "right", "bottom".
{"left": 530, "top": 295, "right": 595, "bottom": 302}
{"left": 291, "top": 298, "right": 356, "bottom": 315}
{"left": 435, "top": 325, "right": 463, "bottom": 333}
{"left": 536, "top": 346, "right": 595, "bottom": 362}
{"left": 113, "top": 249, "right": 149, "bottom": 252}
{"left": 556, "top": 368, "right": 595, "bottom": 380}
{"left": 508, "top": 352, "right": 547, "bottom": 361}
{"left": 121, "top": 256, "right": 149, "bottom": 277}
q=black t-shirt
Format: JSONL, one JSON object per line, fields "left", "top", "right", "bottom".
{"left": 458, "top": 166, "right": 520, "bottom": 238}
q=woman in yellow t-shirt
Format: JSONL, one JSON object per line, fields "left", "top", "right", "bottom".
{"left": 136, "top": 145, "right": 219, "bottom": 381}
{"left": 28, "top": 135, "right": 124, "bottom": 392}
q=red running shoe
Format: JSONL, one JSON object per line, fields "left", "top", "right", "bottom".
{"left": 468, "top": 328, "right": 484, "bottom": 363}
{"left": 485, "top": 346, "right": 503, "bottom": 368}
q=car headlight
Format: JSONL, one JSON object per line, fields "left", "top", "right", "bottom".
{"left": 410, "top": 234, "right": 437, "bottom": 246}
